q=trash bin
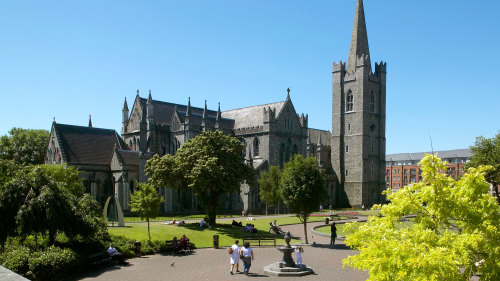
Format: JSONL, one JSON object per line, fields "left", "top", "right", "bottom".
{"left": 134, "top": 241, "right": 142, "bottom": 257}
{"left": 213, "top": 235, "right": 219, "bottom": 249}
{"left": 325, "top": 217, "right": 330, "bottom": 224}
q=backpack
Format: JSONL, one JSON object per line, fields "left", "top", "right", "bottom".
{"left": 228, "top": 247, "right": 234, "bottom": 254}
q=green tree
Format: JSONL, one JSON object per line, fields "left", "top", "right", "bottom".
{"left": 0, "top": 128, "right": 49, "bottom": 166}
{"left": 280, "top": 155, "right": 326, "bottom": 244}
{"left": 343, "top": 154, "right": 500, "bottom": 280}
{"left": 130, "top": 183, "right": 164, "bottom": 241}
{"left": 259, "top": 166, "right": 282, "bottom": 215}
{"left": 0, "top": 165, "right": 106, "bottom": 247}
{"left": 146, "top": 131, "right": 254, "bottom": 225}
{"left": 467, "top": 132, "right": 500, "bottom": 204}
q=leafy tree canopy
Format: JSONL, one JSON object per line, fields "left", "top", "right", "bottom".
{"left": 467, "top": 131, "right": 500, "bottom": 203}
{"left": 130, "top": 183, "right": 163, "bottom": 241}
{"left": 280, "top": 155, "right": 326, "bottom": 243}
{"left": 146, "top": 131, "right": 254, "bottom": 225}
{"left": 259, "top": 166, "right": 282, "bottom": 215}
{"left": 343, "top": 154, "right": 500, "bottom": 280}
{"left": 0, "top": 128, "right": 49, "bottom": 166}
{"left": 0, "top": 165, "right": 106, "bottom": 247}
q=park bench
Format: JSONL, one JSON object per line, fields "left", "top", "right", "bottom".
{"left": 242, "top": 235, "right": 276, "bottom": 247}
{"left": 88, "top": 251, "right": 112, "bottom": 266}
{"left": 165, "top": 239, "right": 195, "bottom": 253}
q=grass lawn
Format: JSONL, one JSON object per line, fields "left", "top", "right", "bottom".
{"left": 109, "top": 216, "right": 325, "bottom": 248}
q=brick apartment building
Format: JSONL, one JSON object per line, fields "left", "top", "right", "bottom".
{"left": 385, "top": 149, "right": 472, "bottom": 191}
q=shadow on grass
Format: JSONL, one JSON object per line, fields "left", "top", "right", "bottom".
{"left": 175, "top": 223, "right": 283, "bottom": 241}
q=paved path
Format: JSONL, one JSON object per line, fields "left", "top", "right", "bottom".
{"left": 72, "top": 218, "right": 369, "bottom": 281}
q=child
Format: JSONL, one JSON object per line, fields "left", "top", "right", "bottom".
{"left": 295, "top": 247, "right": 304, "bottom": 265}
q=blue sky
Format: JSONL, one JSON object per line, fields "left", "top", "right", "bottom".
{"left": 1, "top": 0, "right": 498, "bottom": 154}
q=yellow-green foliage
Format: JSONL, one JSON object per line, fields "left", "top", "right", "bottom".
{"left": 343, "top": 154, "right": 500, "bottom": 281}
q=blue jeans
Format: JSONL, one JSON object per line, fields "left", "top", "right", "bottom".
{"left": 242, "top": 257, "right": 252, "bottom": 273}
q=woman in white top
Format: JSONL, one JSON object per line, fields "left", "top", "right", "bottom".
{"left": 295, "top": 246, "right": 304, "bottom": 265}
{"left": 230, "top": 240, "right": 241, "bottom": 275}
{"left": 239, "top": 242, "right": 254, "bottom": 275}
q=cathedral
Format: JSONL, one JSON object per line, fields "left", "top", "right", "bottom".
{"left": 45, "top": 0, "right": 386, "bottom": 214}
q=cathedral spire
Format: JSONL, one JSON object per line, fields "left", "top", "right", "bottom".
{"left": 347, "top": 0, "right": 370, "bottom": 73}
{"left": 186, "top": 97, "right": 192, "bottom": 117}
{"left": 123, "top": 97, "right": 128, "bottom": 111}
{"left": 88, "top": 115, "right": 92, "bottom": 128}
{"left": 202, "top": 100, "right": 208, "bottom": 120}
{"left": 216, "top": 102, "right": 221, "bottom": 122}
{"left": 147, "top": 89, "right": 152, "bottom": 104}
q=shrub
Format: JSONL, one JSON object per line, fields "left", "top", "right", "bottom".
{"left": 109, "top": 235, "right": 135, "bottom": 258}
{"left": 27, "top": 246, "right": 79, "bottom": 281}
{"left": 1, "top": 246, "right": 31, "bottom": 277}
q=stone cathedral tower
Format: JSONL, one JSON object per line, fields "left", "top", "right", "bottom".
{"left": 331, "top": 0, "right": 386, "bottom": 207}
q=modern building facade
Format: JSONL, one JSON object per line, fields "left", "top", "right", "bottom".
{"left": 385, "top": 149, "right": 472, "bottom": 191}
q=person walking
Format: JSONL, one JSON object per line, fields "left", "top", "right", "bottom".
{"left": 229, "top": 240, "right": 241, "bottom": 275}
{"left": 330, "top": 222, "right": 337, "bottom": 245}
{"left": 239, "top": 242, "right": 254, "bottom": 275}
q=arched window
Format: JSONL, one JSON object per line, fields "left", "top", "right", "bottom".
{"left": 346, "top": 91, "right": 353, "bottom": 112}
{"left": 292, "top": 144, "right": 298, "bottom": 156}
{"left": 253, "top": 137, "right": 259, "bottom": 157}
{"left": 370, "top": 91, "right": 376, "bottom": 113}
{"left": 129, "top": 140, "right": 132, "bottom": 150}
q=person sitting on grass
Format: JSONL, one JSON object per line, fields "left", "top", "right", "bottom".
{"left": 108, "top": 243, "right": 128, "bottom": 265}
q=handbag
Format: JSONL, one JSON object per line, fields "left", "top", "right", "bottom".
{"left": 228, "top": 247, "right": 234, "bottom": 255}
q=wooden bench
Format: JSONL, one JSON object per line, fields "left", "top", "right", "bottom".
{"left": 88, "top": 251, "right": 111, "bottom": 266}
{"left": 165, "top": 240, "right": 194, "bottom": 253}
{"left": 242, "top": 235, "right": 276, "bottom": 247}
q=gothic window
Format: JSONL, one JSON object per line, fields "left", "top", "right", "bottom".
{"left": 292, "top": 144, "right": 297, "bottom": 156}
{"left": 370, "top": 91, "right": 376, "bottom": 113}
{"left": 346, "top": 169, "right": 349, "bottom": 177}
{"left": 279, "top": 143, "right": 285, "bottom": 168}
{"left": 346, "top": 91, "right": 353, "bottom": 112}
{"left": 132, "top": 138, "right": 137, "bottom": 151}
{"left": 284, "top": 117, "right": 293, "bottom": 131}
{"left": 129, "top": 140, "right": 132, "bottom": 149}
{"left": 346, "top": 145, "right": 349, "bottom": 153}
{"left": 253, "top": 137, "right": 259, "bottom": 157}
{"left": 348, "top": 124, "right": 351, "bottom": 131}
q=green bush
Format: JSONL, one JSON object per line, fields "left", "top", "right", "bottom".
{"left": 1, "top": 246, "right": 31, "bottom": 277}
{"left": 27, "top": 246, "right": 79, "bottom": 281}
{"left": 109, "top": 235, "right": 135, "bottom": 258}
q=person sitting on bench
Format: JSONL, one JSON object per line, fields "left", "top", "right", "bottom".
{"left": 108, "top": 243, "right": 128, "bottom": 265}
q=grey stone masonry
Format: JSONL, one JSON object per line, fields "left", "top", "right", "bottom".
{"left": 331, "top": 0, "right": 386, "bottom": 207}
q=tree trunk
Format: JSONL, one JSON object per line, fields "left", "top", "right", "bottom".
{"left": 207, "top": 203, "right": 217, "bottom": 225}
{"left": 147, "top": 218, "right": 151, "bottom": 241}
{"left": 303, "top": 220, "right": 308, "bottom": 244}
{"left": 265, "top": 202, "right": 268, "bottom": 215}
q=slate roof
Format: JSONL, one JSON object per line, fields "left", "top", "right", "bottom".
{"left": 115, "top": 150, "right": 154, "bottom": 166}
{"left": 308, "top": 128, "right": 331, "bottom": 146}
{"left": 386, "top": 149, "right": 471, "bottom": 162}
{"left": 221, "top": 101, "right": 285, "bottom": 129}
{"left": 54, "top": 123, "right": 127, "bottom": 165}
{"left": 138, "top": 98, "right": 218, "bottom": 125}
